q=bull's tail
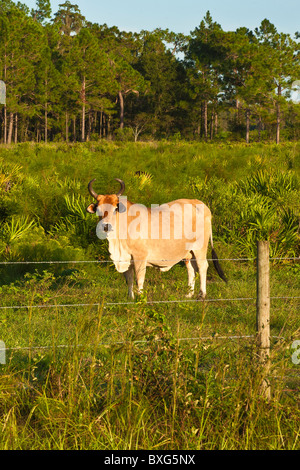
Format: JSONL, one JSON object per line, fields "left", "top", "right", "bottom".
{"left": 210, "top": 232, "right": 227, "bottom": 283}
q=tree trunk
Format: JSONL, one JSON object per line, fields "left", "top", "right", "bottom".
{"left": 7, "top": 112, "right": 14, "bottom": 144}
{"left": 45, "top": 77, "right": 48, "bottom": 143}
{"left": 14, "top": 113, "right": 18, "bottom": 143}
{"left": 258, "top": 115, "right": 262, "bottom": 142}
{"left": 65, "top": 111, "right": 69, "bottom": 142}
{"left": 276, "top": 84, "right": 281, "bottom": 145}
{"left": 82, "top": 105, "right": 85, "bottom": 142}
{"left": 236, "top": 99, "right": 240, "bottom": 127}
{"left": 3, "top": 52, "right": 7, "bottom": 144}
{"left": 103, "top": 114, "right": 106, "bottom": 138}
{"left": 210, "top": 111, "right": 214, "bottom": 140}
{"left": 108, "top": 115, "right": 112, "bottom": 140}
{"left": 73, "top": 117, "right": 76, "bottom": 142}
{"left": 86, "top": 110, "right": 92, "bottom": 141}
{"left": 81, "top": 76, "right": 86, "bottom": 142}
{"left": 246, "top": 108, "right": 250, "bottom": 144}
{"left": 4, "top": 106, "right": 7, "bottom": 144}
{"left": 214, "top": 112, "right": 218, "bottom": 136}
{"left": 203, "top": 101, "right": 208, "bottom": 141}
{"left": 119, "top": 91, "right": 124, "bottom": 129}
{"left": 99, "top": 110, "right": 103, "bottom": 138}
{"left": 200, "top": 104, "right": 203, "bottom": 138}
{"left": 45, "top": 103, "right": 48, "bottom": 143}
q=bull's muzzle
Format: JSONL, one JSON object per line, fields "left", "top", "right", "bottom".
{"left": 103, "top": 223, "right": 113, "bottom": 233}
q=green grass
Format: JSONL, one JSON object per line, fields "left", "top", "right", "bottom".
{"left": 0, "top": 141, "right": 299, "bottom": 450}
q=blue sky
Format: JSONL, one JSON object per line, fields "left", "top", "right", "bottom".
{"left": 21, "top": 0, "right": 299, "bottom": 37}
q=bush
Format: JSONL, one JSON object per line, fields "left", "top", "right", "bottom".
{"left": 114, "top": 127, "right": 135, "bottom": 142}
{"left": 0, "top": 225, "right": 87, "bottom": 284}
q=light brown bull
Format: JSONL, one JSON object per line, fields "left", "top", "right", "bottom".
{"left": 87, "top": 178, "right": 227, "bottom": 299}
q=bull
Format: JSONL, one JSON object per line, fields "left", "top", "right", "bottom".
{"left": 87, "top": 178, "right": 227, "bottom": 299}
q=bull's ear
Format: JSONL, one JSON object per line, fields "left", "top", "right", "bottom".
{"left": 86, "top": 203, "right": 96, "bottom": 214}
{"left": 117, "top": 202, "right": 126, "bottom": 213}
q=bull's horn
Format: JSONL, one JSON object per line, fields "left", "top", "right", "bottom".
{"left": 115, "top": 178, "right": 125, "bottom": 197}
{"left": 88, "top": 178, "right": 98, "bottom": 200}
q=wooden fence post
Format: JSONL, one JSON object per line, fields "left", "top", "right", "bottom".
{"left": 256, "top": 240, "right": 271, "bottom": 400}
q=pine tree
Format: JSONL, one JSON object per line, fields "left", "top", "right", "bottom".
{"left": 0, "top": 1, "right": 299, "bottom": 143}
{"left": 136, "top": 29, "right": 186, "bottom": 137}
{"left": 52, "top": 1, "right": 85, "bottom": 36}
{"left": 0, "top": 2, "right": 43, "bottom": 142}
{"left": 34, "top": 24, "right": 61, "bottom": 142}
{"left": 255, "top": 20, "right": 300, "bottom": 143}
{"left": 186, "top": 12, "right": 223, "bottom": 140}
{"left": 96, "top": 26, "right": 146, "bottom": 130}
{"left": 63, "top": 27, "right": 115, "bottom": 141}
{"left": 32, "top": 0, "right": 51, "bottom": 24}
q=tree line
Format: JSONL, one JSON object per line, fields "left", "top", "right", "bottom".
{"left": 0, "top": 0, "right": 299, "bottom": 144}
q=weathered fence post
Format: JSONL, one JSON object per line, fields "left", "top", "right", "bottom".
{"left": 256, "top": 240, "right": 271, "bottom": 400}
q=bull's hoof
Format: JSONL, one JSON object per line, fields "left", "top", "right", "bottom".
{"left": 197, "top": 292, "right": 206, "bottom": 300}
{"left": 186, "top": 290, "right": 194, "bottom": 298}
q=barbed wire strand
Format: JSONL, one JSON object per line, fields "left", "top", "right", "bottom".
{"left": 0, "top": 297, "right": 256, "bottom": 310}
{"left": 0, "top": 256, "right": 299, "bottom": 266}
{"left": 1, "top": 296, "right": 300, "bottom": 311}
{"left": 0, "top": 258, "right": 253, "bottom": 265}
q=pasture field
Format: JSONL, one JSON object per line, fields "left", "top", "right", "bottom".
{"left": 0, "top": 141, "right": 300, "bottom": 450}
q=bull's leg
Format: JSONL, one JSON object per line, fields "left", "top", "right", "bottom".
{"left": 133, "top": 259, "right": 147, "bottom": 295}
{"left": 193, "top": 251, "right": 209, "bottom": 299}
{"left": 185, "top": 258, "right": 196, "bottom": 297}
{"left": 124, "top": 264, "right": 134, "bottom": 299}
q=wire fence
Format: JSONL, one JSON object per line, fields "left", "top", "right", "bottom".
{"left": 1, "top": 296, "right": 300, "bottom": 312}
{"left": 0, "top": 255, "right": 299, "bottom": 356}
{"left": 0, "top": 256, "right": 299, "bottom": 265}
{"left": 0, "top": 256, "right": 299, "bottom": 311}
